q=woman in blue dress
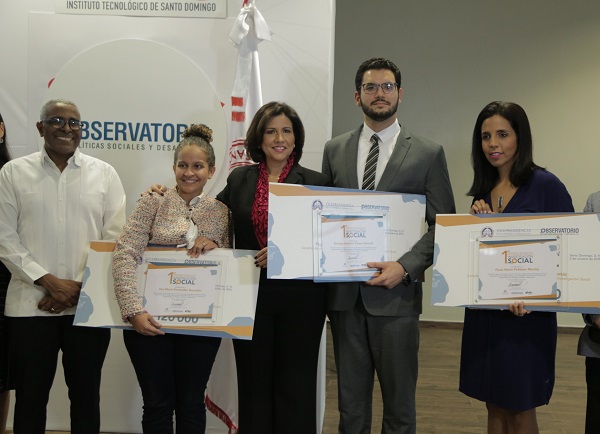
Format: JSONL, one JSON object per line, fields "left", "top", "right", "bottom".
{"left": 459, "top": 101, "right": 574, "bottom": 434}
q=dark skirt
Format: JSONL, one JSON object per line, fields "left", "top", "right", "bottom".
{"left": 0, "top": 261, "right": 11, "bottom": 392}
{"left": 459, "top": 307, "right": 557, "bottom": 411}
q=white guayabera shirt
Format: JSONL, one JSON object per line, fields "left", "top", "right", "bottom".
{"left": 0, "top": 147, "right": 126, "bottom": 317}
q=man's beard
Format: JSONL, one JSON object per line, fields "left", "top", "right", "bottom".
{"left": 361, "top": 98, "right": 398, "bottom": 122}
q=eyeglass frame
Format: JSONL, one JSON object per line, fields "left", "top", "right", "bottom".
{"left": 359, "top": 82, "right": 399, "bottom": 95}
{"left": 41, "top": 117, "right": 83, "bottom": 131}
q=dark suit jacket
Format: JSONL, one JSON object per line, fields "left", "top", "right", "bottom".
{"left": 322, "top": 125, "right": 456, "bottom": 316}
{"left": 217, "top": 163, "right": 330, "bottom": 289}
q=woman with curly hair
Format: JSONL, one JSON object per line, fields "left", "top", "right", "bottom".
{"left": 113, "top": 123, "right": 231, "bottom": 434}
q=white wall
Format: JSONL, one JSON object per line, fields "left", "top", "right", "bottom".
{"left": 331, "top": 0, "right": 600, "bottom": 327}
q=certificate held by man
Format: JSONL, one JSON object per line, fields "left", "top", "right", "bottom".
{"left": 267, "top": 184, "right": 426, "bottom": 281}
{"left": 318, "top": 212, "right": 388, "bottom": 274}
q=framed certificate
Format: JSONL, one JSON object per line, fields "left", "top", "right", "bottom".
{"left": 143, "top": 260, "right": 221, "bottom": 317}
{"left": 314, "top": 207, "right": 390, "bottom": 281}
{"left": 471, "top": 235, "right": 563, "bottom": 304}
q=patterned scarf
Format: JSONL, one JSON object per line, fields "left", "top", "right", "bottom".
{"left": 251, "top": 153, "right": 296, "bottom": 248}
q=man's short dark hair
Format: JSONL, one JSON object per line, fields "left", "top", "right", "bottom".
{"left": 355, "top": 58, "right": 402, "bottom": 91}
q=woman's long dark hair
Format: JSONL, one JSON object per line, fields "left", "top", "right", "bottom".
{"left": 244, "top": 101, "right": 305, "bottom": 164}
{"left": 467, "top": 101, "right": 540, "bottom": 198}
{"left": 0, "top": 112, "right": 11, "bottom": 167}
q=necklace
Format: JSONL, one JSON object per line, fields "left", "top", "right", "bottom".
{"left": 492, "top": 185, "right": 517, "bottom": 213}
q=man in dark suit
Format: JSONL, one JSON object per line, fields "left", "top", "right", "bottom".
{"left": 322, "top": 58, "right": 456, "bottom": 434}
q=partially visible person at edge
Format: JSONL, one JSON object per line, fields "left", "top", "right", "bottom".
{"left": 0, "top": 99, "right": 126, "bottom": 433}
{"left": 322, "top": 57, "right": 456, "bottom": 434}
{"left": 147, "top": 101, "right": 330, "bottom": 433}
{"left": 578, "top": 190, "right": 600, "bottom": 434}
{"left": 460, "top": 101, "right": 574, "bottom": 434}
{"left": 112, "top": 124, "right": 231, "bottom": 434}
{"left": 0, "top": 112, "right": 13, "bottom": 434}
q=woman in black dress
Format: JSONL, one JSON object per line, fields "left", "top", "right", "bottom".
{"left": 0, "top": 112, "right": 13, "bottom": 434}
{"left": 217, "top": 102, "right": 330, "bottom": 434}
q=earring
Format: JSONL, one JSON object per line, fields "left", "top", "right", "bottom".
{"left": 0, "top": 138, "right": 3, "bottom": 144}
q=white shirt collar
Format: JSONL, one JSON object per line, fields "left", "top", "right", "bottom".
{"left": 188, "top": 192, "right": 206, "bottom": 206}
{"left": 40, "top": 146, "right": 82, "bottom": 168}
{"left": 362, "top": 120, "right": 400, "bottom": 144}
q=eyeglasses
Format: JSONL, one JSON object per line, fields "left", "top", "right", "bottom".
{"left": 360, "top": 82, "right": 398, "bottom": 95}
{"left": 42, "top": 117, "right": 83, "bottom": 131}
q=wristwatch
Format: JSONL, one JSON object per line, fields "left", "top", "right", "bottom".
{"left": 397, "top": 261, "right": 411, "bottom": 285}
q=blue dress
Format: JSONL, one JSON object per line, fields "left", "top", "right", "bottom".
{"left": 459, "top": 168, "right": 574, "bottom": 411}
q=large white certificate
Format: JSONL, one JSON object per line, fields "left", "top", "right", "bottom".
{"left": 267, "top": 184, "right": 426, "bottom": 281}
{"left": 74, "top": 242, "right": 260, "bottom": 339}
{"left": 432, "top": 213, "right": 600, "bottom": 313}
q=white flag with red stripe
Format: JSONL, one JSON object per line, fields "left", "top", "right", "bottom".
{"left": 227, "top": 0, "right": 271, "bottom": 172}
{"left": 205, "top": 2, "right": 270, "bottom": 433}
{"left": 205, "top": 338, "right": 239, "bottom": 433}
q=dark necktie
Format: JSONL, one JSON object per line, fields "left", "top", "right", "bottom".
{"left": 362, "top": 134, "right": 380, "bottom": 190}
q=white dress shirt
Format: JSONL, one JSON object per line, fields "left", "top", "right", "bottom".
{"left": 357, "top": 121, "right": 401, "bottom": 189}
{"left": 0, "top": 147, "right": 126, "bottom": 317}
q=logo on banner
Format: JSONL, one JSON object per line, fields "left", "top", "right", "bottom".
{"left": 43, "top": 39, "right": 228, "bottom": 215}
